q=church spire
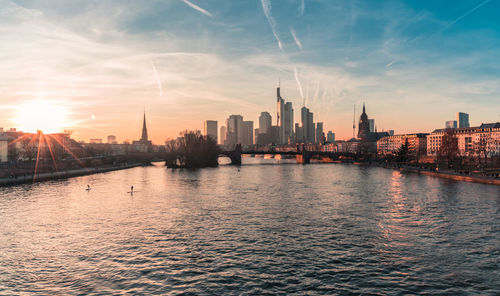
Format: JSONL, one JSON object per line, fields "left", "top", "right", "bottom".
{"left": 141, "top": 110, "right": 148, "bottom": 143}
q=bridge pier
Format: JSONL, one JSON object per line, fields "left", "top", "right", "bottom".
{"left": 296, "top": 152, "right": 311, "bottom": 164}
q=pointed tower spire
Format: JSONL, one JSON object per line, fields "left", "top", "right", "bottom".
{"left": 141, "top": 110, "right": 148, "bottom": 143}
{"left": 363, "top": 102, "right": 366, "bottom": 114}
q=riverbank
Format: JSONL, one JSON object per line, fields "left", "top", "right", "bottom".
{"left": 0, "top": 163, "right": 146, "bottom": 186}
{"left": 378, "top": 164, "right": 500, "bottom": 186}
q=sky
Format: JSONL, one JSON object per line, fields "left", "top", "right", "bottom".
{"left": 0, "top": 0, "right": 499, "bottom": 143}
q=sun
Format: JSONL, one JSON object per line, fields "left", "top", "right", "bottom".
{"left": 15, "top": 99, "right": 69, "bottom": 134}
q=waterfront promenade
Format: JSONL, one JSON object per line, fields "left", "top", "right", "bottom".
{"left": 0, "top": 163, "right": 144, "bottom": 186}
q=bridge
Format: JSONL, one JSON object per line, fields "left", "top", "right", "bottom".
{"left": 220, "top": 144, "right": 356, "bottom": 165}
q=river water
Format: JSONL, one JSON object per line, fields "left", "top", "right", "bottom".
{"left": 0, "top": 158, "right": 499, "bottom": 295}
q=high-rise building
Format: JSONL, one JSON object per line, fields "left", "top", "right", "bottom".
{"left": 107, "top": 135, "right": 117, "bottom": 144}
{"left": 226, "top": 115, "right": 243, "bottom": 147}
{"left": 259, "top": 112, "right": 272, "bottom": 135}
{"left": 300, "top": 106, "right": 314, "bottom": 143}
{"left": 327, "top": 131, "right": 335, "bottom": 143}
{"left": 315, "top": 122, "right": 324, "bottom": 144}
{"left": 270, "top": 126, "right": 280, "bottom": 145}
{"left": 219, "top": 126, "right": 227, "bottom": 145}
{"left": 300, "top": 107, "right": 309, "bottom": 142}
{"left": 307, "top": 110, "right": 314, "bottom": 143}
{"left": 368, "top": 119, "right": 375, "bottom": 133}
{"left": 457, "top": 112, "right": 469, "bottom": 128}
{"left": 276, "top": 85, "right": 295, "bottom": 145}
{"left": 204, "top": 120, "right": 218, "bottom": 142}
{"left": 277, "top": 86, "right": 285, "bottom": 144}
{"left": 241, "top": 121, "right": 254, "bottom": 146}
{"left": 445, "top": 120, "right": 457, "bottom": 129}
{"left": 295, "top": 123, "right": 303, "bottom": 143}
{"left": 284, "top": 102, "right": 294, "bottom": 144}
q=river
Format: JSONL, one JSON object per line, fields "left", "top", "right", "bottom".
{"left": 0, "top": 158, "right": 499, "bottom": 295}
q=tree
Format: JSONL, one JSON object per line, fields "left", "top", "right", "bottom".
{"left": 438, "top": 129, "right": 459, "bottom": 169}
{"left": 396, "top": 138, "right": 409, "bottom": 163}
{"left": 165, "top": 130, "right": 221, "bottom": 168}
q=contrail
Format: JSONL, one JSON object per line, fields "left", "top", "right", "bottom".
{"left": 151, "top": 61, "right": 163, "bottom": 97}
{"left": 299, "top": 0, "right": 305, "bottom": 16}
{"left": 444, "top": 0, "right": 491, "bottom": 30}
{"left": 182, "top": 0, "right": 213, "bottom": 17}
{"left": 294, "top": 68, "right": 304, "bottom": 104}
{"left": 261, "top": 0, "right": 283, "bottom": 50}
{"left": 290, "top": 28, "right": 303, "bottom": 49}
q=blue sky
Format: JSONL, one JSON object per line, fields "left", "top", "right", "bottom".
{"left": 0, "top": 0, "right": 499, "bottom": 142}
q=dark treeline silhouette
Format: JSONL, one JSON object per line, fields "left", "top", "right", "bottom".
{"left": 165, "top": 130, "right": 220, "bottom": 168}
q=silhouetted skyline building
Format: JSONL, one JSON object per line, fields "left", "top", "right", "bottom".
{"left": 259, "top": 112, "right": 272, "bottom": 135}
{"left": 204, "top": 120, "right": 218, "bottom": 142}
{"left": 219, "top": 126, "right": 226, "bottom": 145}
{"left": 327, "top": 131, "right": 335, "bottom": 143}
{"left": 276, "top": 85, "right": 294, "bottom": 145}
{"left": 315, "top": 122, "right": 324, "bottom": 144}
{"left": 225, "top": 115, "right": 243, "bottom": 147}
{"left": 242, "top": 121, "right": 254, "bottom": 146}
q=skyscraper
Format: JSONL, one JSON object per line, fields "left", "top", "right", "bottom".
{"left": 368, "top": 119, "right": 375, "bottom": 133}
{"left": 276, "top": 85, "right": 294, "bottom": 145}
{"left": 307, "top": 110, "right": 314, "bottom": 143}
{"left": 300, "top": 106, "right": 314, "bottom": 143}
{"left": 315, "top": 122, "right": 324, "bottom": 144}
{"left": 295, "top": 123, "right": 303, "bottom": 143}
{"left": 277, "top": 85, "right": 285, "bottom": 144}
{"left": 220, "top": 126, "right": 227, "bottom": 145}
{"left": 226, "top": 115, "right": 243, "bottom": 147}
{"left": 259, "top": 112, "right": 272, "bottom": 135}
{"left": 204, "top": 120, "right": 218, "bottom": 142}
{"left": 242, "top": 121, "right": 254, "bottom": 146}
{"left": 457, "top": 112, "right": 469, "bottom": 128}
{"left": 284, "top": 102, "right": 294, "bottom": 144}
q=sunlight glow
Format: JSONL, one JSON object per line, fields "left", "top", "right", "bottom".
{"left": 15, "top": 99, "right": 69, "bottom": 133}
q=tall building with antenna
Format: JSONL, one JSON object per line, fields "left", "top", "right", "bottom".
{"left": 276, "top": 82, "right": 294, "bottom": 145}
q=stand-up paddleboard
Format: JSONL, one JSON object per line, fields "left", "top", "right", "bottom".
{"left": 127, "top": 191, "right": 139, "bottom": 193}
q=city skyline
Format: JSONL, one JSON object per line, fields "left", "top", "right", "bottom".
{"left": 1, "top": 0, "right": 500, "bottom": 143}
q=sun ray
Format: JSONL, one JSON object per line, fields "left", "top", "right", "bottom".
{"left": 47, "top": 134, "right": 86, "bottom": 168}
{"left": 44, "top": 134, "right": 59, "bottom": 172}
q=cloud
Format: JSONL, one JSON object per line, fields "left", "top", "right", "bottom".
{"left": 260, "top": 0, "right": 283, "bottom": 50}
{"left": 181, "top": 0, "right": 213, "bottom": 17}
{"left": 290, "top": 28, "right": 302, "bottom": 49}
{"left": 444, "top": 0, "right": 491, "bottom": 30}
{"left": 151, "top": 61, "right": 163, "bottom": 97}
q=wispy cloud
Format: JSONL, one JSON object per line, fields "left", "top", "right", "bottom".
{"left": 294, "top": 68, "right": 304, "bottom": 104}
{"left": 299, "top": 0, "right": 305, "bottom": 16}
{"left": 261, "top": 0, "right": 283, "bottom": 50}
{"left": 290, "top": 28, "right": 302, "bottom": 49}
{"left": 151, "top": 61, "right": 163, "bottom": 97}
{"left": 181, "top": 0, "right": 213, "bottom": 17}
{"left": 444, "top": 0, "right": 491, "bottom": 30}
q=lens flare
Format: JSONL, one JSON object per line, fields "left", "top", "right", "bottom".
{"left": 15, "top": 99, "right": 69, "bottom": 133}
